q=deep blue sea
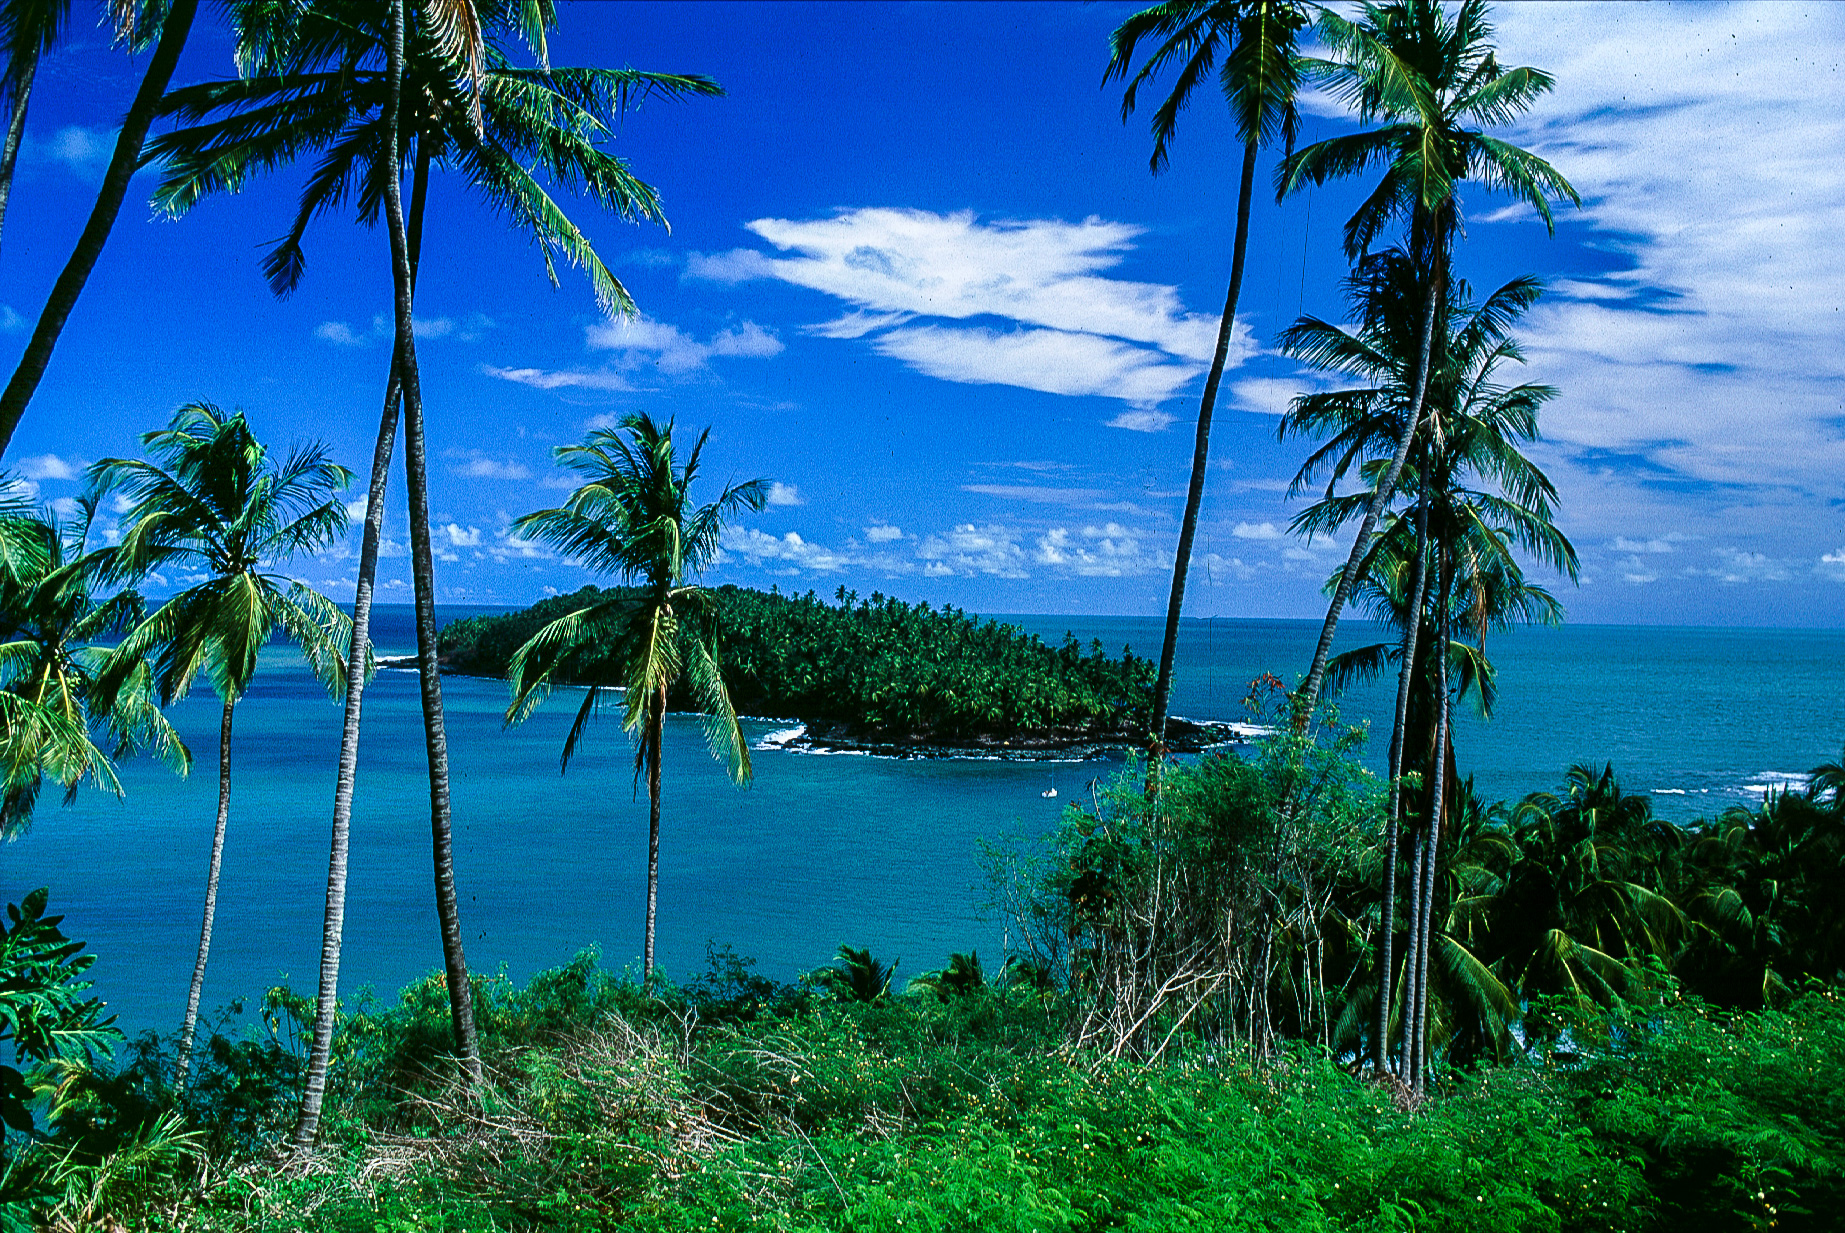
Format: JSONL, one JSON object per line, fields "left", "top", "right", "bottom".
{"left": 3, "top": 606, "right": 1839, "bottom": 1037}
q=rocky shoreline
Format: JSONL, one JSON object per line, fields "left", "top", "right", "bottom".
{"left": 755, "top": 715, "right": 1264, "bottom": 760}
{"left": 387, "top": 657, "right": 1261, "bottom": 759}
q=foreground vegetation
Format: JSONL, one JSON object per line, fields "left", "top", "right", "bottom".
{"left": 441, "top": 584, "right": 1156, "bottom": 749}
{"left": 6, "top": 949, "right": 1841, "bottom": 1232}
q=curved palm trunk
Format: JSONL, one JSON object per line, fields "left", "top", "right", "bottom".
{"left": 0, "top": 0, "right": 200, "bottom": 459}
{"left": 295, "top": 8, "right": 460, "bottom": 1147}
{"left": 392, "top": 156, "right": 481, "bottom": 1087}
{"left": 1147, "top": 137, "right": 1259, "bottom": 785}
{"left": 0, "top": 51, "right": 39, "bottom": 253}
{"left": 643, "top": 681, "right": 666, "bottom": 981}
{"left": 1411, "top": 551, "right": 1453, "bottom": 1096}
{"left": 403, "top": 355, "right": 482, "bottom": 1082}
{"left": 293, "top": 360, "right": 401, "bottom": 1146}
{"left": 175, "top": 695, "right": 233, "bottom": 1086}
{"left": 1375, "top": 481, "right": 1431, "bottom": 1074}
{"left": 1295, "top": 227, "right": 1447, "bottom": 727}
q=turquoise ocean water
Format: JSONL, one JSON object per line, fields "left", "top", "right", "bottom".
{"left": 2, "top": 606, "right": 1839, "bottom": 1036}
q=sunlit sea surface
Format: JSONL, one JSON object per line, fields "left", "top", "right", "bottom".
{"left": 4, "top": 607, "right": 1839, "bottom": 1035}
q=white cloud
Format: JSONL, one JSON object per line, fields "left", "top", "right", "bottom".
{"left": 864, "top": 524, "right": 904, "bottom": 543}
{"left": 17, "top": 454, "right": 76, "bottom": 481}
{"left": 766, "top": 482, "right": 804, "bottom": 507}
{"left": 1108, "top": 409, "right": 1176, "bottom": 432}
{"left": 1817, "top": 549, "right": 1845, "bottom": 583}
{"left": 1232, "top": 521, "right": 1286, "bottom": 541}
{"left": 962, "top": 484, "right": 1107, "bottom": 505}
{"left": 1032, "top": 523, "right": 1165, "bottom": 577}
{"left": 694, "top": 208, "right": 1249, "bottom": 409}
{"left": 0, "top": 306, "right": 25, "bottom": 333}
{"left": 314, "top": 321, "right": 369, "bottom": 348}
{"left": 1231, "top": 375, "right": 1326, "bottom": 417}
{"left": 1486, "top": 5, "right": 1845, "bottom": 499}
{"left": 45, "top": 126, "right": 110, "bottom": 174}
{"left": 873, "top": 325, "right": 1197, "bottom": 407}
{"left": 722, "top": 528, "right": 855, "bottom": 573}
{"left": 448, "top": 451, "right": 531, "bottom": 481}
{"left": 583, "top": 316, "right": 782, "bottom": 374}
{"left": 683, "top": 249, "right": 778, "bottom": 283}
{"left": 483, "top": 365, "right": 635, "bottom": 392}
{"left": 442, "top": 524, "right": 482, "bottom": 547}
{"left": 915, "top": 523, "right": 1030, "bottom": 579}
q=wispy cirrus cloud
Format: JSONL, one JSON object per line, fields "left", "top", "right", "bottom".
{"left": 483, "top": 316, "right": 783, "bottom": 394}
{"left": 1488, "top": 6, "right": 1845, "bottom": 497}
{"left": 688, "top": 207, "right": 1246, "bottom": 416}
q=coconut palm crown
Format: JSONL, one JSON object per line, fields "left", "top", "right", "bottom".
{"left": 148, "top": 0, "right": 721, "bottom": 313}
{"left": 506, "top": 413, "right": 767, "bottom": 978}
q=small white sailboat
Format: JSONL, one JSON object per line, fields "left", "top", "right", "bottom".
{"left": 1041, "top": 771, "right": 1058, "bottom": 799}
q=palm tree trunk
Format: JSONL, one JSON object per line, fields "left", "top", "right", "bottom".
{"left": 176, "top": 695, "right": 234, "bottom": 1086}
{"left": 643, "top": 681, "right": 666, "bottom": 981}
{"left": 0, "top": 0, "right": 199, "bottom": 459}
{"left": 1374, "top": 481, "right": 1431, "bottom": 1074}
{"left": 1294, "top": 226, "right": 1447, "bottom": 727}
{"left": 0, "top": 51, "right": 39, "bottom": 254}
{"left": 1412, "top": 550, "right": 1453, "bottom": 1096}
{"left": 293, "top": 358, "right": 401, "bottom": 1147}
{"left": 391, "top": 153, "right": 481, "bottom": 1086}
{"left": 1400, "top": 828, "right": 1426, "bottom": 1082}
{"left": 295, "top": 4, "right": 452, "bottom": 1148}
{"left": 1147, "top": 136, "right": 1260, "bottom": 782}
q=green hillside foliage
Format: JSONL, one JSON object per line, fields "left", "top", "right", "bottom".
{"left": 12, "top": 951, "right": 1843, "bottom": 1232}
{"left": 439, "top": 585, "right": 1156, "bottom": 743}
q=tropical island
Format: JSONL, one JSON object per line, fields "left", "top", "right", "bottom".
{"left": 0, "top": 0, "right": 1834, "bottom": 1230}
{"left": 436, "top": 584, "right": 1237, "bottom": 755}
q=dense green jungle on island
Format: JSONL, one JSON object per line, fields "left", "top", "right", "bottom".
{"left": 0, "top": 0, "right": 1835, "bottom": 1229}
{"left": 438, "top": 585, "right": 1160, "bottom": 750}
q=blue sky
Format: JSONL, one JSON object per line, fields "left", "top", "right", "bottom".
{"left": 4, "top": 2, "right": 1842, "bottom": 625}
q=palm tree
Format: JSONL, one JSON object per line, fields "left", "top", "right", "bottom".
{"left": 506, "top": 414, "right": 766, "bottom": 980}
{"left": 0, "top": 0, "right": 201, "bottom": 457}
{"left": 0, "top": 495, "right": 187, "bottom": 835}
{"left": 1104, "top": 0, "right": 1304, "bottom": 774}
{"left": 1491, "top": 766, "right": 1689, "bottom": 1026}
{"left": 142, "top": 0, "right": 717, "bottom": 1133}
{"left": 0, "top": 493, "right": 186, "bottom": 835}
{"left": 1276, "top": 0, "right": 1577, "bottom": 725}
{"left": 1284, "top": 256, "right": 1576, "bottom": 1084}
{"left": 89, "top": 402, "right": 356, "bottom": 1085}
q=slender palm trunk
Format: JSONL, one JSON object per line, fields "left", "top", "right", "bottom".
{"left": 1400, "top": 827, "right": 1426, "bottom": 1081}
{"left": 643, "top": 681, "right": 666, "bottom": 981}
{"left": 175, "top": 695, "right": 234, "bottom": 1086}
{"left": 392, "top": 147, "right": 481, "bottom": 1086}
{"left": 1148, "top": 138, "right": 1259, "bottom": 784}
{"left": 1374, "top": 482, "right": 1431, "bottom": 1074}
{"left": 0, "top": 0, "right": 199, "bottom": 459}
{"left": 0, "top": 51, "right": 39, "bottom": 254}
{"left": 1295, "top": 226, "right": 1447, "bottom": 726}
{"left": 295, "top": 4, "right": 452, "bottom": 1147}
{"left": 1412, "top": 551, "right": 1452, "bottom": 1095}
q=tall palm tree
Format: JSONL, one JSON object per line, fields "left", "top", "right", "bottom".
{"left": 0, "top": 494, "right": 186, "bottom": 835}
{"left": 1284, "top": 257, "right": 1575, "bottom": 1084}
{"left": 0, "top": 0, "right": 201, "bottom": 457}
{"left": 506, "top": 415, "right": 765, "bottom": 980}
{"left": 89, "top": 402, "right": 356, "bottom": 1085}
{"left": 1103, "top": 0, "right": 1304, "bottom": 774}
{"left": 1276, "top": 0, "right": 1576, "bottom": 725}
{"left": 141, "top": 0, "right": 717, "bottom": 1134}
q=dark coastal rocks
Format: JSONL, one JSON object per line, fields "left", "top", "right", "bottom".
{"left": 772, "top": 714, "right": 1251, "bottom": 760}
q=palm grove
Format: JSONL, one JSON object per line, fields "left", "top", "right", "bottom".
{"left": 0, "top": 0, "right": 1835, "bottom": 1227}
